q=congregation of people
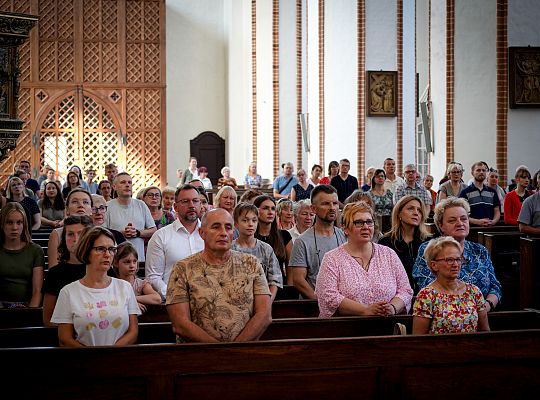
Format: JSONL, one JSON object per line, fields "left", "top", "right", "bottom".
{"left": 1, "top": 155, "right": 539, "bottom": 347}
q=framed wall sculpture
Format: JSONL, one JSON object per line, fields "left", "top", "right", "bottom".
{"left": 509, "top": 47, "right": 540, "bottom": 108}
{"left": 366, "top": 70, "right": 397, "bottom": 117}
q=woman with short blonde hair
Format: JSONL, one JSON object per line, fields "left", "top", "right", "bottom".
{"left": 316, "top": 201, "right": 413, "bottom": 318}
{"left": 412, "top": 236, "right": 490, "bottom": 335}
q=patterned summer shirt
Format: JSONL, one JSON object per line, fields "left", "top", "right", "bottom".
{"left": 393, "top": 182, "right": 433, "bottom": 207}
{"left": 315, "top": 244, "right": 413, "bottom": 318}
{"left": 166, "top": 251, "right": 271, "bottom": 342}
{"left": 413, "top": 282, "right": 485, "bottom": 334}
{"left": 412, "top": 240, "right": 502, "bottom": 301}
{"left": 368, "top": 190, "right": 394, "bottom": 216}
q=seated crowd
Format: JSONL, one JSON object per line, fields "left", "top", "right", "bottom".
{"left": 0, "top": 157, "right": 539, "bottom": 347}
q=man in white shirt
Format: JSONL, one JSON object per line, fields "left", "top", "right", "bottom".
{"left": 145, "top": 184, "right": 204, "bottom": 300}
{"left": 383, "top": 157, "right": 405, "bottom": 194}
{"left": 105, "top": 172, "right": 156, "bottom": 262}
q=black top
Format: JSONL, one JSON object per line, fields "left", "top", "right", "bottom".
{"left": 256, "top": 229, "right": 292, "bottom": 277}
{"left": 331, "top": 175, "right": 359, "bottom": 203}
{"left": 378, "top": 235, "right": 424, "bottom": 294}
{"left": 42, "top": 261, "right": 117, "bottom": 296}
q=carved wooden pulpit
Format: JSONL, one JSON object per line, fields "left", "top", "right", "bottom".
{"left": 0, "top": 12, "right": 37, "bottom": 162}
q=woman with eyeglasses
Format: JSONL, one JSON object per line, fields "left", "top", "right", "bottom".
{"left": 412, "top": 197, "right": 502, "bottom": 312}
{"left": 47, "top": 188, "right": 93, "bottom": 268}
{"left": 91, "top": 194, "right": 126, "bottom": 245}
{"left": 38, "top": 181, "right": 65, "bottom": 228}
{"left": 412, "top": 236, "right": 490, "bottom": 334}
{"left": 437, "top": 162, "right": 467, "bottom": 203}
{"left": 141, "top": 186, "right": 174, "bottom": 230}
{"left": 315, "top": 201, "right": 413, "bottom": 318}
{"left": 51, "top": 226, "right": 140, "bottom": 347}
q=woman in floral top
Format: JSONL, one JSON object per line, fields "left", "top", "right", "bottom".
{"left": 413, "top": 236, "right": 489, "bottom": 334}
{"left": 368, "top": 169, "right": 394, "bottom": 216}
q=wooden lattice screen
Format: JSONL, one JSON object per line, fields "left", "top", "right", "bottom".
{"left": 0, "top": 0, "right": 165, "bottom": 195}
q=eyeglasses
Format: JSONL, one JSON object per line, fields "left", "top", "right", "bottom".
{"left": 145, "top": 193, "right": 161, "bottom": 198}
{"left": 352, "top": 219, "right": 374, "bottom": 227}
{"left": 91, "top": 205, "right": 108, "bottom": 214}
{"left": 92, "top": 246, "right": 118, "bottom": 255}
{"left": 177, "top": 198, "right": 201, "bottom": 205}
{"left": 404, "top": 170, "right": 416, "bottom": 174}
{"left": 433, "top": 257, "right": 468, "bottom": 265}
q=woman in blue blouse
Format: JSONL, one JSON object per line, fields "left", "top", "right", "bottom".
{"left": 412, "top": 197, "right": 502, "bottom": 312}
{"left": 244, "top": 162, "right": 262, "bottom": 189}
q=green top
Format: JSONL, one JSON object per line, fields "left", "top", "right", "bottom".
{"left": 0, "top": 242, "right": 44, "bottom": 302}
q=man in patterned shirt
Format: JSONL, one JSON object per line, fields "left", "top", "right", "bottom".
{"left": 166, "top": 208, "right": 272, "bottom": 342}
{"left": 393, "top": 164, "right": 432, "bottom": 216}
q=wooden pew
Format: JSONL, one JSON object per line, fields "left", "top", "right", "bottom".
{"left": 1, "top": 327, "right": 540, "bottom": 399}
{"left": 466, "top": 224, "right": 518, "bottom": 243}
{"left": 480, "top": 231, "right": 523, "bottom": 310}
{"left": 1, "top": 310, "right": 538, "bottom": 348}
{"left": 0, "top": 299, "right": 320, "bottom": 328}
{"left": 520, "top": 236, "right": 540, "bottom": 309}
{"left": 140, "top": 299, "right": 319, "bottom": 323}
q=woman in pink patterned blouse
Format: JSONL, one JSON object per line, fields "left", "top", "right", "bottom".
{"left": 412, "top": 236, "right": 490, "bottom": 334}
{"left": 315, "top": 201, "right": 413, "bottom": 318}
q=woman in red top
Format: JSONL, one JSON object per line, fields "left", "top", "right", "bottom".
{"left": 504, "top": 167, "right": 533, "bottom": 225}
{"left": 320, "top": 161, "right": 339, "bottom": 185}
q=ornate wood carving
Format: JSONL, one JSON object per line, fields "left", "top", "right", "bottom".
{"left": 0, "top": 11, "right": 37, "bottom": 162}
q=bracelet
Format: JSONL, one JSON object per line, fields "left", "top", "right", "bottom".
{"left": 136, "top": 229, "right": 141, "bottom": 238}
{"left": 486, "top": 299, "right": 495, "bottom": 312}
{"left": 390, "top": 303, "right": 397, "bottom": 315}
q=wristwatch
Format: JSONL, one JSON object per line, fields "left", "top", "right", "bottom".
{"left": 135, "top": 229, "right": 141, "bottom": 238}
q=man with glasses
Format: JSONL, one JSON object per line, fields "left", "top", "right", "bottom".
{"left": 145, "top": 184, "right": 204, "bottom": 300}
{"left": 330, "top": 158, "right": 359, "bottom": 207}
{"left": 105, "top": 172, "right": 156, "bottom": 263}
{"left": 459, "top": 161, "right": 501, "bottom": 226}
{"left": 393, "top": 164, "right": 432, "bottom": 216}
{"left": 289, "top": 185, "right": 346, "bottom": 299}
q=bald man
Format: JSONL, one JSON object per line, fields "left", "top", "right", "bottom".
{"left": 166, "top": 208, "right": 271, "bottom": 342}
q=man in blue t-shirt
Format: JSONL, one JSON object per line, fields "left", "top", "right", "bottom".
{"left": 272, "top": 162, "right": 298, "bottom": 200}
{"left": 459, "top": 161, "right": 501, "bottom": 226}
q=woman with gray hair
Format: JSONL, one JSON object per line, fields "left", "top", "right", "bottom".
{"left": 412, "top": 236, "right": 489, "bottom": 334}
{"left": 288, "top": 199, "right": 314, "bottom": 242}
{"left": 412, "top": 197, "right": 502, "bottom": 312}
{"left": 437, "top": 162, "right": 467, "bottom": 203}
{"left": 217, "top": 166, "right": 238, "bottom": 189}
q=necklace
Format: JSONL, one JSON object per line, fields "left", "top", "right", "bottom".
{"left": 348, "top": 243, "right": 375, "bottom": 271}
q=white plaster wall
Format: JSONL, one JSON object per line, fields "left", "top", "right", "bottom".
{"left": 416, "top": 0, "right": 430, "bottom": 103}
{"left": 402, "top": 0, "right": 416, "bottom": 167}
{"left": 279, "top": 0, "right": 298, "bottom": 168}
{"left": 365, "top": 0, "right": 397, "bottom": 173}
{"left": 325, "top": 0, "right": 358, "bottom": 175}
{"left": 507, "top": 0, "right": 540, "bottom": 176}
{"left": 428, "top": 0, "right": 447, "bottom": 187}
{"left": 255, "top": 0, "right": 275, "bottom": 181}
{"left": 306, "top": 0, "right": 320, "bottom": 171}
{"left": 225, "top": 0, "right": 253, "bottom": 184}
{"left": 454, "top": 0, "right": 497, "bottom": 180}
{"left": 165, "top": 1, "right": 226, "bottom": 186}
